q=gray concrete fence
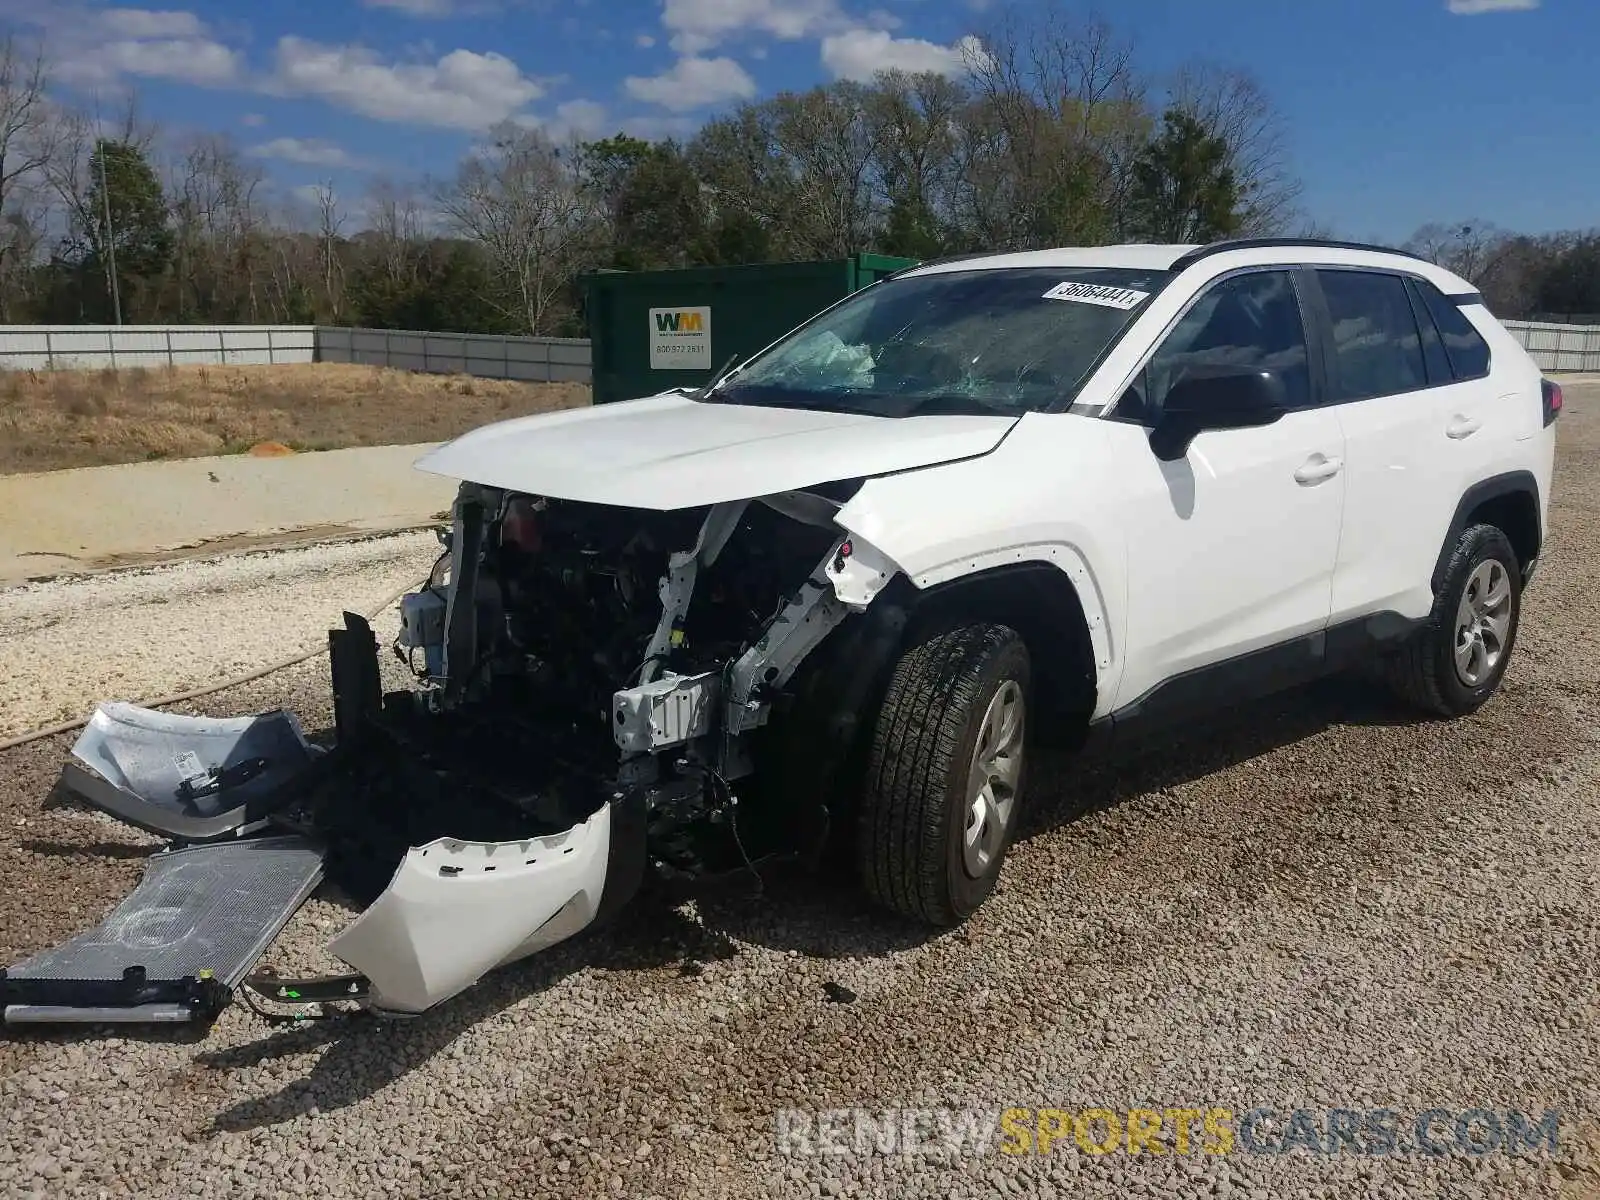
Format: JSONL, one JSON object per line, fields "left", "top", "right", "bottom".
{"left": 0, "top": 320, "right": 1590, "bottom": 380}
{"left": 1502, "top": 320, "right": 1600, "bottom": 374}
{"left": 315, "top": 326, "right": 590, "bottom": 382}
{"left": 0, "top": 324, "right": 592, "bottom": 383}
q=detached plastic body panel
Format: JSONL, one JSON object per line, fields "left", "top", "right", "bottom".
{"left": 65, "top": 702, "right": 323, "bottom": 842}
{"left": 328, "top": 802, "right": 616, "bottom": 1015}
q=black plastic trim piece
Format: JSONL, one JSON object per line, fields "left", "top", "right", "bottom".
{"left": 1291, "top": 265, "right": 1333, "bottom": 410}
{"left": 1085, "top": 610, "right": 1424, "bottom": 747}
{"left": 594, "top": 783, "right": 651, "bottom": 925}
{"left": 1448, "top": 291, "right": 1486, "bottom": 307}
{"left": 1430, "top": 470, "right": 1542, "bottom": 595}
{"left": 331, "top": 611, "right": 382, "bottom": 750}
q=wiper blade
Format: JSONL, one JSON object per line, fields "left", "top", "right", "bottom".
{"left": 693, "top": 354, "right": 742, "bottom": 402}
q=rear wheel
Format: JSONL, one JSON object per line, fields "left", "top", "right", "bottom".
{"left": 1385, "top": 523, "right": 1522, "bottom": 717}
{"left": 856, "top": 623, "right": 1030, "bottom": 926}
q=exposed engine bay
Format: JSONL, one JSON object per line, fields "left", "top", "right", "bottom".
{"left": 328, "top": 481, "right": 879, "bottom": 900}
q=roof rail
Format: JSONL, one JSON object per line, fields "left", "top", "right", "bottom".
{"left": 1170, "top": 237, "right": 1430, "bottom": 271}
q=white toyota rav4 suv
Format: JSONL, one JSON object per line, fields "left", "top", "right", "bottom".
{"left": 7, "top": 238, "right": 1561, "bottom": 1026}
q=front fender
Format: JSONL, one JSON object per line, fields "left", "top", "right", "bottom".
{"left": 833, "top": 413, "right": 1129, "bottom": 719}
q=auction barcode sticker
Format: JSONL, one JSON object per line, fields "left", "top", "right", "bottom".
{"left": 1042, "top": 282, "right": 1151, "bottom": 310}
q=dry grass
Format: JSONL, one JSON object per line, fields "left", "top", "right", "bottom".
{"left": 0, "top": 363, "right": 591, "bottom": 475}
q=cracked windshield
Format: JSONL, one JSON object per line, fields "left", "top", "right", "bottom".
{"left": 712, "top": 266, "right": 1169, "bottom": 416}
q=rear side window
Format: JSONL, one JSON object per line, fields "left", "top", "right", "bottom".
{"left": 1315, "top": 269, "right": 1427, "bottom": 402}
{"left": 1405, "top": 279, "right": 1454, "bottom": 385}
{"left": 1413, "top": 278, "right": 1492, "bottom": 380}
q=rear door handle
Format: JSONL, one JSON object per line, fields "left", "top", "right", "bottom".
{"left": 1446, "top": 415, "right": 1483, "bottom": 440}
{"left": 1294, "top": 454, "right": 1343, "bottom": 485}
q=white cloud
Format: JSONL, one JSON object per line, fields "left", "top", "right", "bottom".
{"left": 636, "top": 33, "right": 656, "bottom": 48}
{"left": 820, "top": 29, "right": 984, "bottom": 82}
{"left": 240, "top": 112, "right": 267, "bottom": 127}
{"left": 270, "top": 37, "right": 545, "bottom": 130}
{"left": 1447, "top": 0, "right": 1538, "bottom": 10}
{"left": 247, "top": 137, "right": 367, "bottom": 168}
{"left": 100, "top": 37, "right": 240, "bottom": 85}
{"left": 624, "top": 55, "right": 757, "bottom": 112}
{"left": 97, "top": 8, "right": 207, "bottom": 38}
{"left": 362, "top": 0, "right": 459, "bottom": 13}
{"left": 661, "top": 0, "right": 860, "bottom": 53}
{"left": 40, "top": 7, "right": 242, "bottom": 88}
{"left": 539, "top": 99, "right": 610, "bottom": 142}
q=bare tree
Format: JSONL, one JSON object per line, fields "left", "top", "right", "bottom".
{"left": 312, "top": 181, "right": 345, "bottom": 321}
{"left": 764, "top": 83, "right": 880, "bottom": 258}
{"left": 1167, "top": 62, "right": 1300, "bottom": 236}
{"left": 1404, "top": 220, "right": 1517, "bottom": 292}
{"left": 169, "top": 133, "right": 266, "bottom": 320}
{"left": 963, "top": 9, "right": 1148, "bottom": 247}
{"left": 435, "top": 124, "right": 601, "bottom": 335}
{"left": 0, "top": 38, "right": 55, "bottom": 317}
{"left": 862, "top": 70, "right": 965, "bottom": 252}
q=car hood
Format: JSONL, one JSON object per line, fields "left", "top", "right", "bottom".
{"left": 412, "top": 391, "right": 1019, "bottom": 509}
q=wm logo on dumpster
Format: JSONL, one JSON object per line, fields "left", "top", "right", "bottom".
{"left": 654, "top": 311, "right": 705, "bottom": 333}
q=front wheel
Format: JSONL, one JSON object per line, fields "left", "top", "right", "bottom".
{"left": 856, "top": 623, "right": 1030, "bottom": 926}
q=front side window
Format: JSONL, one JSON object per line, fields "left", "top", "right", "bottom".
{"left": 708, "top": 266, "right": 1168, "bottom": 417}
{"left": 1130, "top": 269, "right": 1311, "bottom": 421}
{"left": 1317, "top": 269, "right": 1427, "bottom": 402}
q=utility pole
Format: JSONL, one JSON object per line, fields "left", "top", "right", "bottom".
{"left": 93, "top": 96, "right": 123, "bottom": 325}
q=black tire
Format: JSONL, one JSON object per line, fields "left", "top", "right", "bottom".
{"left": 856, "top": 623, "right": 1030, "bottom": 926}
{"left": 1385, "top": 523, "right": 1522, "bottom": 717}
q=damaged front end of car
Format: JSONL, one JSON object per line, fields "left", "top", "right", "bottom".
{"left": 1, "top": 480, "right": 907, "bottom": 1027}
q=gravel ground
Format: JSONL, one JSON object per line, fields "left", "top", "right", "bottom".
{"left": 2, "top": 387, "right": 1599, "bottom": 1199}
{"left": 0, "top": 530, "right": 440, "bottom": 740}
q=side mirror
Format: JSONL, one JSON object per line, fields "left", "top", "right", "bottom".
{"left": 1149, "top": 368, "right": 1288, "bottom": 461}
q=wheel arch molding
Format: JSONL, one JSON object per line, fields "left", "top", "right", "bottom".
{"left": 1432, "top": 471, "right": 1542, "bottom": 595}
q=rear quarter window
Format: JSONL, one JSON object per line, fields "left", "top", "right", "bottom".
{"left": 1414, "top": 278, "right": 1492, "bottom": 380}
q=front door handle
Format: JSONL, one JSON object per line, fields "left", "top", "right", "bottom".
{"left": 1446, "top": 415, "right": 1483, "bottom": 440}
{"left": 1294, "top": 454, "right": 1343, "bottom": 485}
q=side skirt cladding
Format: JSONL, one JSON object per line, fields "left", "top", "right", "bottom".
{"left": 1088, "top": 609, "right": 1424, "bottom": 749}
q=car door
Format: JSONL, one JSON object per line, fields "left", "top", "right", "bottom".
{"left": 1109, "top": 267, "right": 1346, "bottom": 714}
{"left": 1306, "top": 267, "right": 1466, "bottom": 625}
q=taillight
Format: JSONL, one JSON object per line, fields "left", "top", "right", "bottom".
{"left": 1541, "top": 378, "right": 1563, "bottom": 426}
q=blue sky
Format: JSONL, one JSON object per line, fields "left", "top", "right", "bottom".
{"left": 1, "top": 0, "right": 1589, "bottom": 241}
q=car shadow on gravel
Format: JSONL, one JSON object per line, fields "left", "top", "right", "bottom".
{"left": 196, "top": 897, "right": 734, "bottom": 1134}
{"left": 1017, "top": 673, "right": 1427, "bottom": 840}
{"left": 15, "top": 837, "right": 160, "bottom": 861}
{"left": 685, "top": 674, "right": 1431, "bottom": 958}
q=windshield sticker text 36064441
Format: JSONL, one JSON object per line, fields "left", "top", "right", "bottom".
{"left": 1042, "top": 282, "right": 1151, "bottom": 310}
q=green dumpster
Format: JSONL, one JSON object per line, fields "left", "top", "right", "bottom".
{"left": 582, "top": 253, "right": 919, "bottom": 405}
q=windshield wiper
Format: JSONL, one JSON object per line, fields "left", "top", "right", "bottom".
{"left": 693, "top": 354, "right": 743, "bottom": 402}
